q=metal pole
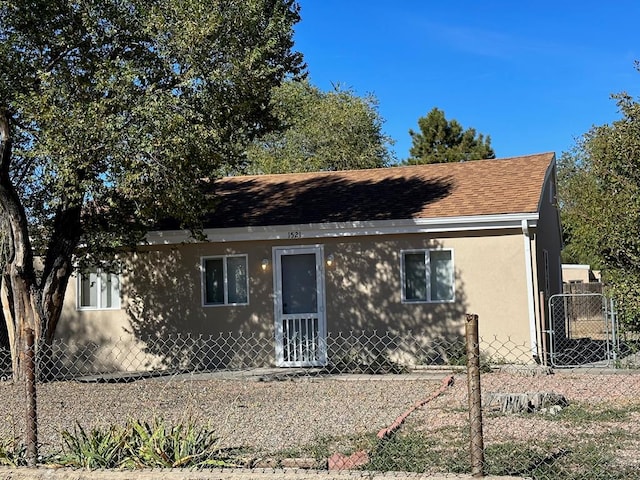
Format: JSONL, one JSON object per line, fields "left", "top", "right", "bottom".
{"left": 24, "top": 328, "right": 38, "bottom": 467}
{"left": 466, "top": 314, "right": 484, "bottom": 477}
{"left": 610, "top": 298, "right": 618, "bottom": 365}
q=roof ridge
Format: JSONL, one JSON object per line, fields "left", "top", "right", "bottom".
{"left": 223, "top": 152, "right": 556, "bottom": 181}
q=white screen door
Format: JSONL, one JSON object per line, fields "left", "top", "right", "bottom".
{"left": 274, "top": 246, "right": 327, "bottom": 367}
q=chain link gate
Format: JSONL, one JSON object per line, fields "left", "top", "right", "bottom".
{"left": 548, "top": 293, "right": 617, "bottom": 367}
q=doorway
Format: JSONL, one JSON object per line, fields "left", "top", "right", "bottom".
{"left": 273, "top": 246, "right": 327, "bottom": 367}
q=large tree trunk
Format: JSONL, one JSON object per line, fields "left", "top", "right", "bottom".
{"left": 1, "top": 109, "right": 80, "bottom": 380}
{"left": 1, "top": 270, "right": 41, "bottom": 380}
{"left": 1, "top": 108, "right": 40, "bottom": 380}
{"left": 1, "top": 249, "right": 76, "bottom": 381}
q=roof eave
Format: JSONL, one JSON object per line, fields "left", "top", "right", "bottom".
{"left": 144, "top": 212, "right": 540, "bottom": 245}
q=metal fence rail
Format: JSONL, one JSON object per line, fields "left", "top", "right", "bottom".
{"left": 1, "top": 327, "right": 640, "bottom": 478}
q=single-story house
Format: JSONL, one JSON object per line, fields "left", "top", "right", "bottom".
{"left": 58, "top": 152, "right": 562, "bottom": 371}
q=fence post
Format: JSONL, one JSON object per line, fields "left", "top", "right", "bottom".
{"left": 24, "top": 327, "right": 38, "bottom": 467}
{"left": 465, "top": 314, "right": 484, "bottom": 477}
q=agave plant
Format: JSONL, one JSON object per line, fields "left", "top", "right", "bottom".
{"left": 124, "top": 418, "right": 236, "bottom": 468}
{"left": 60, "top": 424, "right": 127, "bottom": 469}
{"left": 59, "top": 418, "right": 241, "bottom": 470}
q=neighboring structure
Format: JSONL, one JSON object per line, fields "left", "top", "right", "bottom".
{"left": 58, "top": 152, "right": 562, "bottom": 370}
{"left": 562, "top": 264, "right": 601, "bottom": 284}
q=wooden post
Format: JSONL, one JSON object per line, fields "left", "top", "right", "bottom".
{"left": 466, "top": 314, "right": 484, "bottom": 477}
{"left": 24, "top": 328, "right": 38, "bottom": 467}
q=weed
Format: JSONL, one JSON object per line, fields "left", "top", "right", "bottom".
{"left": 367, "top": 430, "right": 468, "bottom": 473}
{"left": 0, "top": 438, "right": 26, "bottom": 467}
{"left": 485, "top": 437, "right": 637, "bottom": 480}
{"left": 550, "top": 402, "right": 640, "bottom": 424}
{"left": 360, "top": 423, "right": 638, "bottom": 479}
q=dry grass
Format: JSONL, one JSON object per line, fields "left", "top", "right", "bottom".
{"left": 1, "top": 368, "right": 640, "bottom": 477}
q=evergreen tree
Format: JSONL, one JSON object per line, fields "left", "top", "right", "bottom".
{"left": 407, "top": 108, "right": 494, "bottom": 164}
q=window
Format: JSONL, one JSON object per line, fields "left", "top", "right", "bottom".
{"left": 202, "top": 255, "right": 248, "bottom": 305}
{"left": 401, "top": 249, "right": 454, "bottom": 302}
{"left": 78, "top": 269, "right": 121, "bottom": 310}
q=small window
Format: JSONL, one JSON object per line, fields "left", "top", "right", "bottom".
{"left": 401, "top": 250, "right": 454, "bottom": 303}
{"left": 77, "top": 268, "right": 121, "bottom": 310}
{"left": 202, "top": 255, "right": 248, "bottom": 306}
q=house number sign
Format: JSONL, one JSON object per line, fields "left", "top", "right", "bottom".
{"left": 287, "top": 231, "right": 302, "bottom": 239}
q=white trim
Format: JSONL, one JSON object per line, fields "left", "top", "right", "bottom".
{"left": 145, "top": 213, "right": 539, "bottom": 245}
{"left": 561, "top": 264, "right": 591, "bottom": 270}
{"left": 521, "top": 220, "right": 538, "bottom": 357}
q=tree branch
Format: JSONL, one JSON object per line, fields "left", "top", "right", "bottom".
{"left": 0, "top": 108, "right": 11, "bottom": 181}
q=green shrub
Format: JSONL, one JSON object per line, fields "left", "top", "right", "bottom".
{"left": 59, "top": 418, "right": 241, "bottom": 470}
{"left": 124, "top": 418, "right": 236, "bottom": 468}
{"left": 60, "top": 424, "right": 127, "bottom": 469}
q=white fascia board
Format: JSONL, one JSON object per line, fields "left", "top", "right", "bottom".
{"left": 521, "top": 219, "right": 538, "bottom": 358}
{"left": 561, "top": 264, "right": 591, "bottom": 269}
{"left": 144, "top": 213, "right": 539, "bottom": 245}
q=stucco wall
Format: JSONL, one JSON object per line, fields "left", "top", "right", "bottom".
{"left": 59, "top": 230, "right": 534, "bottom": 370}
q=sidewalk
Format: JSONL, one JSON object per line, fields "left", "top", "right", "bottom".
{"left": 0, "top": 467, "right": 530, "bottom": 480}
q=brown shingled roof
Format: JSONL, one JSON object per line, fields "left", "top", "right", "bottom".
{"left": 201, "top": 152, "right": 555, "bottom": 228}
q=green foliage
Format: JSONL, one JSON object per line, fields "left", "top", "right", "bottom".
{"left": 59, "top": 418, "right": 240, "bottom": 469}
{"left": 367, "top": 430, "right": 468, "bottom": 473}
{"left": 0, "top": 0, "right": 305, "bottom": 348}
{"left": 60, "top": 424, "right": 128, "bottom": 469}
{"left": 2, "top": 0, "right": 304, "bottom": 249}
{"left": 124, "top": 418, "right": 235, "bottom": 468}
{"left": 406, "top": 107, "right": 495, "bottom": 164}
{"left": 243, "top": 80, "right": 394, "bottom": 174}
{"left": 549, "top": 402, "right": 640, "bottom": 424}
{"left": 558, "top": 86, "right": 640, "bottom": 331}
{"left": 364, "top": 429, "right": 636, "bottom": 479}
{"left": 0, "top": 438, "right": 26, "bottom": 467}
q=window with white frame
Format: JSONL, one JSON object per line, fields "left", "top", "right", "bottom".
{"left": 202, "top": 255, "right": 248, "bottom": 306}
{"left": 77, "top": 268, "right": 121, "bottom": 310}
{"left": 401, "top": 249, "right": 454, "bottom": 302}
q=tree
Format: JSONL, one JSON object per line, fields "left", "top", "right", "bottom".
{"left": 558, "top": 91, "right": 640, "bottom": 331}
{"left": 0, "top": 0, "right": 304, "bottom": 378}
{"left": 242, "top": 80, "right": 394, "bottom": 174}
{"left": 407, "top": 107, "right": 495, "bottom": 164}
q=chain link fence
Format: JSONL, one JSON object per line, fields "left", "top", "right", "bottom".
{"left": 1, "top": 319, "right": 640, "bottom": 478}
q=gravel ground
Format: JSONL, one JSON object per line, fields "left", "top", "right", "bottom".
{"left": 406, "top": 370, "right": 640, "bottom": 443}
{"left": 2, "top": 368, "right": 640, "bottom": 463}
{"left": 0, "top": 372, "right": 448, "bottom": 457}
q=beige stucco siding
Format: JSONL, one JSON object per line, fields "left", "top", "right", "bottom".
{"left": 320, "top": 232, "right": 531, "bottom": 343}
{"left": 59, "top": 229, "right": 535, "bottom": 370}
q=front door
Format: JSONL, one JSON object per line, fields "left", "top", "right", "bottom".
{"left": 274, "top": 246, "right": 327, "bottom": 367}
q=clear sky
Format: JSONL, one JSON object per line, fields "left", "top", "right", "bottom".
{"left": 293, "top": 1, "right": 640, "bottom": 162}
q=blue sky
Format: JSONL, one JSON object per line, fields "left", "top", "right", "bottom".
{"left": 293, "top": 1, "right": 640, "bottom": 162}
